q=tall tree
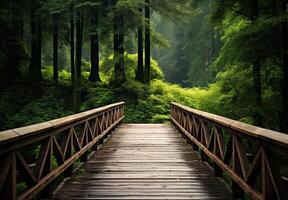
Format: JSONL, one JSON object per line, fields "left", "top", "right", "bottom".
{"left": 7, "top": 0, "right": 22, "bottom": 82}
{"left": 73, "top": 7, "right": 84, "bottom": 112}
{"left": 136, "top": 6, "right": 144, "bottom": 82}
{"left": 113, "top": 7, "right": 126, "bottom": 84}
{"left": 280, "top": 0, "right": 288, "bottom": 133}
{"left": 53, "top": 13, "right": 59, "bottom": 82}
{"left": 144, "top": 0, "right": 150, "bottom": 83}
{"left": 29, "top": 0, "right": 42, "bottom": 82}
{"left": 89, "top": 6, "right": 101, "bottom": 82}
{"left": 251, "top": 0, "right": 263, "bottom": 126}
{"left": 70, "top": 1, "right": 75, "bottom": 88}
{"left": 75, "top": 8, "right": 83, "bottom": 83}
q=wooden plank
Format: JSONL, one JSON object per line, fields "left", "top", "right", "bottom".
{"left": 171, "top": 102, "right": 288, "bottom": 150}
{"left": 0, "top": 102, "right": 124, "bottom": 146}
{"left": 171, "top": 117, "right": 263, "bottom": 200}
{"left": 54, "top": 124, "right": 232, "bottom": 200}
{"left": 17, "top": 117, "right": 124, "bottom": 200}
{"left": 0, "top": 130, "right": 19, "bottom": 143}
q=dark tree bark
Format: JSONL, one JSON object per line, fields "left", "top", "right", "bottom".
{"left": 113, "top": 12, "right": 126, "bottom": 84}
{"left": 252, "top": 61, "right": 262, "bottom": 126}
{"left": 70, "top": 2, "right": 75, "bottom": 88}
{"left": 29, "top": 0, "right": 42, "bottom": 82}
{"left": 144, "top": 0, "right": 150, "bottom": 83}
{"left": 73, "top": 7, "right": 84, "bottom": 112}
{"left": 251, "top": 0, "right": 262, "bottom": 126}
{"left": 280, "top": 0, "right": 288, "bottom": 133}
{"left": 89, "top": 7, "right": 101, "bottom": 82}
{"left": 7, "top": 0, "right": 22, "bottom": 81}
{"left": 136, "top": 7, "right": 144, "bottom": 82}
{"left": 53, "top": 13, "right": 59, "bottom": 82}
{"left": 75, "top": 9, "right": 83, "bottom": 82}
{"left": 37, "top": 12, "right": 42, "bottom": 77}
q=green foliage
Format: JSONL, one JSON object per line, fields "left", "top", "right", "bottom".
{"left": 0, "top": 0, "right": 285, "bottom": 134}
{"left": 101, "top": 53, "right": 164, "bottom": 82}
{"left": 0, "top": 82, "right": 72, "bottom": 130}
{"left": 81, "top": 87, "right": 116, "bottom": 110}
{"left": 5, "top": 95, "right": 72, "bottom": 129}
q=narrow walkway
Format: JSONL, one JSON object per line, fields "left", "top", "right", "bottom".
{"left": 54, "top": 124, "right": 231, "bottom": 200}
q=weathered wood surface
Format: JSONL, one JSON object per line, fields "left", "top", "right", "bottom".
{"left": 171, "top": 102, "right": 288, "bottom": 200}
{"left": 54, "top": 124, "right": 232, "bottom": 200}
{"left": 0, "top": 102, "right": 125, "bottom": 200}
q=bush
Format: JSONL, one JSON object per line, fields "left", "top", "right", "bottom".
{"left": 101, "top": 53, "right": 164, "bottom": 82}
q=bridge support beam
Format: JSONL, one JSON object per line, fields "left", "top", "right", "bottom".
{"left": 0, "top": 152, "right": 16, "bottom": 200}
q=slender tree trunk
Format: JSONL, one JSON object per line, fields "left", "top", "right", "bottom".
{"left": 252, "top": 61, "right": 262, "bottom": 126}
{"left": 119, "top": 14, "right": 125, "bottom": 81}
{"left": 89, "top": 7, "right": 101, "bottom": 82}
{"left": 76, "top": 9, "right": 83, "bottom": 82}
{"left": 114, "top": 15, "right": 119, "bottom": 80}
{"left": 251, "top": 0, "right": 262, "bottom": 126}
{"left": 70, "top": 2, "right": 78, "bottom": 112}
{"left": 136, "top": 7, "right": 144, "bottom": 82}
{"left": 113, "top": 12, "right": 126, "bottom": 84}
{"left": 29, "top": 0, "right": 42, "bottom": 82}
{"left": 73, "top": 8, "right": 84, "bottom": 112}
{"left": 7, "top": 0, "right": 21, "bottom": 81}
{"left": 20, "top": 10, "right": 24, "bottom": 40}
{"left": 70, "top": 2, "right": 75, "bottom": 88}
{"left": 37, "top": 12, "right": 42, "bottom": 78}
{"left": 144, "top": 0, "right": 150, "bottom": 83}
{"left": 30, "top": 0, "right": 37, "bottom": 78}
{"left": 53, "top": 13, "right": 59, "bottom": 82}
{"left": 280, "top": 0, "right": 288, "bottom": 133}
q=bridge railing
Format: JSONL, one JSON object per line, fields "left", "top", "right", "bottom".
{"left": 0, "top": 102, "right": 125, "bottom": 200}
{"left": 171, "top": 102, "right": 288, "bottom": 200}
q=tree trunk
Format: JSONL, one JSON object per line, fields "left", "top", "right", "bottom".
{"left": 75, "top": 9, "right": 83, "bottom": 82}
{"left": 144, "top": 0, "right": 150, "bottom": 83}
{"left": 70, "top": 2, "right": 75, "bottom": 88}
{"left": 113, "top": 15, "right": 119, "bottom": 80}
{"left": 7, "top": 0, "right": 21, "bottom": 81}
{"left": 89, "top": 7, "right": 101, "bottom": 82}
{"left": 29, "top": 0, "right": 42, "bottom": 82}
{"left": 113, "top": 12, "right": 126, "bottom": 84}
{"left": 252, "top": 61, "right": 262, "bottom": 126}
{"left": 251, "top": 0, "right": 262, "bottom": 126}
{"left": 73, "top": 8, "right": 84, "bottom": 112}
{"left": 136, "top": 7, "right": 144, "bottom": 82}
{"left": 53, "top": 13, "right": 59, "bottom": 82}
{"left": 119, "top": 14, "right": 125, "bottom": 81}
{"left": 280, "top": 0, "right": 288, "bottom": 133}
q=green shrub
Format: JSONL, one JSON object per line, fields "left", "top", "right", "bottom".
{"left": 100, "top": 53, "right": 164, "bottom": 82}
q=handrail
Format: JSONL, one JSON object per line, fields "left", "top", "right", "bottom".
{"left": 170, "top": 102, "right": 288, "bottom": 200}
{"left": 0, "top": 102, "right": 125, "bottom": 200}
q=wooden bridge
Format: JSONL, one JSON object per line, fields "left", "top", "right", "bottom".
{"left": 0, "top": 102, "right": 287, "bottom": 200}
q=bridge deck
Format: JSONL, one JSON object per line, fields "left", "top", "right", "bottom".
{"left": 54, "top": 124, "right": 232, "bottom": 200}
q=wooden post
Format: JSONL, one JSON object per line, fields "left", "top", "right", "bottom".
{"left": 0, "top": 152, "right": 16, "bottom": 200}
{"left": 40, "top": 138, "right": 53, "bottom": 199}
{"left": 232, "top": 137, "right": 244, "bottom": 199}
{"left": 64, "top": 131, "right": 73, "bottom": 177}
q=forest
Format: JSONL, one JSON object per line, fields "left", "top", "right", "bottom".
{"left": 0, "top": 0, "right": 288, "bottom": 134}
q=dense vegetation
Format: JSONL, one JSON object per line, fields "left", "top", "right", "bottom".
{"left": 0, "top": 0, "right": 287, "bottom": 135}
